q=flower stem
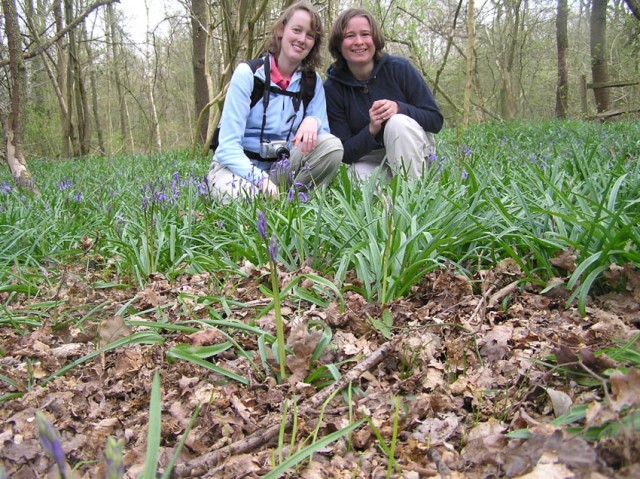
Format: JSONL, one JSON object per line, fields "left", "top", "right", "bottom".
{"left": 270, "top": 262, "right": 287, "bottom": 380}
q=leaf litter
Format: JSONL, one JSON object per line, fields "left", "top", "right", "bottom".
{"left": 1, "top": 260, "right": 639, "bottom": 478}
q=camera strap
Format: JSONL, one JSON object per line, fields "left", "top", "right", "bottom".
{"left": 259, "top": 56, "right": 304, "bottom": 147}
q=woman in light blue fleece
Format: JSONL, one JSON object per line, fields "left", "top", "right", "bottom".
{"left": 207, "top": 1, "right": 343, "bottom": 201}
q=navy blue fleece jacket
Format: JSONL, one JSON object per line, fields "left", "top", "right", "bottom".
{"left": 324, "top": 54, "right": 443, "bottom": 164}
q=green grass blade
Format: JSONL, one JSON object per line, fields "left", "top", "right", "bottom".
{"left": 139, "top": 371, "right": 161, "bottom": 479}
{"left": 262, "top": 418, "right": 366, "bottom": 479}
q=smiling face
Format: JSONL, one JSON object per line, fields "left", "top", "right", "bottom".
{"left": 340, "top": 16, "right": 376, "bottom": 73}
{"left": 277, "top": 9, "right": 316, "bottom": 69}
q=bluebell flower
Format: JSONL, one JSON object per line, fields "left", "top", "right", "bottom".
{"left": 428, "top": 152, "right": 437, "bottom": 164}
{"left": 461, "top": 168, "right": 468, "bottom": 180}
{"left": 105, "top": 436, "right": 124, "bottom": 479}
{"left": 257, "top": 211, "right": 268, "bottom": 239}
{"left": 274, "top": 158, "right": 291, "bottom": 176}
{"left": 58, "top": 177, "right": 73, "bottom": 191}
{"left": 73, "top": 191, "right": 83, "bottom": 202}
{"left": 269, "top": 233, "right": 279, "bottom": 262}
{"left": 463, "top": 145, "right": 472, "bottom": 156}
{"left": 1, "top": 181, "right": 11, "bottom": 194}
{"left": 35, "top": 411, "right": 68, "bottom": 479}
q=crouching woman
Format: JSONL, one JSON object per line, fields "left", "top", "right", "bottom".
{"left": 207, "top": 1, "right": 343, "bottom": 201}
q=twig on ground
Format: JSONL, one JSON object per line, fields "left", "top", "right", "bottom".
{"left": 487, "top": 280, "right": 520, "bottom": 309}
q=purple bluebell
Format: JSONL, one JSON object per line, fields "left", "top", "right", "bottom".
{"left": 269, "top": 233, "right": 279, "bottom": 262}
{"left": 58, "top": 177, "right": 73, "bottom": 191}
{"left": 257, "top": 211, "right": 268, "bottom": 239}
{"left": 1, "top": 181, "right": 11, "bottom": 194}
{"left": 35, "top": 411, "right": 68, "bottom": 479}
{"left": 274, "top": 158, "right": 291, "bottom": 176}
{"left": 461, "top": 168, "right": 468, "bottom": 180}
{"left": 105, "top": 436, "right": 124, "bottom": 479}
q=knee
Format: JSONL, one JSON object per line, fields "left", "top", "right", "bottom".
{"left": 318, "top": 134, "right": 344, "bottom": 164}
{"left": 319, "top": 133, "right": 343, "bottom": 151}
{"left": 385, "top": 114, "right": 418, "bottom": 138}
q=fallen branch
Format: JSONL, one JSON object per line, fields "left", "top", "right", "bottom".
{"left": 487, "top": 280, "right": 520, "bottom": 309}
{"left": 174, "top": 336, "right": 401, "bottom": 477}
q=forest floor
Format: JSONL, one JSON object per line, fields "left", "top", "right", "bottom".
{"left": 1, "top": 260, "right": 640, "bottom": 478}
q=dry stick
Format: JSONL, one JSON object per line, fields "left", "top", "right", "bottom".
{"left": 487, "top": 280, "right": 520, "bottom": 309}
{"left": 174, "top": 336, "right": 401, "bottom": 478}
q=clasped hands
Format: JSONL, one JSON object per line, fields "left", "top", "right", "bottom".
{"left": 369, "top": 99, "right": 398, "bottom": 136}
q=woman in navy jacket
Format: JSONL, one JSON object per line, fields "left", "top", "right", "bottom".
{"left": 324, "top": 8, "right": 443, "bottom": 179}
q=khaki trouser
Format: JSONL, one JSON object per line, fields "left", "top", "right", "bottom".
{"left": 207, "top": 133, "right": 343, "bottom": 201}
{"left": 351, "top": 114, "right": 436, "bottom": 180}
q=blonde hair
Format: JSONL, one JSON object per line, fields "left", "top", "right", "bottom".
{"left": 266, "top": 1, "right": 324, "bottom": 72}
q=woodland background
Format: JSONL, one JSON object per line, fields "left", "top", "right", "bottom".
{"left": 1, "top": 0, "right": 639, "bottom": 186}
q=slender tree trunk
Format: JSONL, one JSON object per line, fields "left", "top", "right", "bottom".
{"left": 590, "top": 0, "right": 610, "bottom": 113}
{"left": 463, "top": 0, "right": 476, "bottom": 126}
{"left": 145, "top": 16, "right": 162, "bottom": 151}
{"left": 54, "top": 0, "right": 75, "bottom": 156}
{"left": 65, "top": 0, "right": 91, "bottom": 156}
{"left": 501, "top": 0, "right": 522, "bottom": 119}
{"left": 556, "top": 0, "right": 569, "bottom": 118}
{"left": 191, "top": 0, "right": 209, "bottom": 144}
{"left": 84, "top": 35, "right": 105, "bottom": 154}
{"left": 107, "top": 3, "right": 128, "bottom": 149}
{"left": 1, "top": 0, "right": 35, "bottom": 190}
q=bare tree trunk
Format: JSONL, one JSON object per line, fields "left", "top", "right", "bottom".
{"left": 590, "top": 0, "right": 610, "bottom": 113}
{"left": 144, "top": 7, "right": 162, "bottom": 152}
{"left": 556, "top": 0, "right": 569, "bottom": 118}
{"left": 1, "top": 0, "right": 35, "bottom": 190}
{"left": 53, "top": 0, "right": 75, "bottom": 157}
{"left": 107, "top": 3, "right": 129, "bottom": 149}
{"left": 65, "top": 0, "right": 84, "bottom": 157}
{"left": 463, "top": 0, "right": 476, "bottom": 127}
{"left": 84, "top": 34, "right": 105, "bottom": 154}
{"left": 191, "top": 0, "right": 209, "bottom": 144}
{"left": 501, "top": 0, "right": 522, "bottom": 119}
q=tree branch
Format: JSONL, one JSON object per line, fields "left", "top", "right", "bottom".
{"left": 0, "top": 0, "right": 120, "bottom": 68}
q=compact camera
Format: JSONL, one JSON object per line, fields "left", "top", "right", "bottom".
{"left": 259, "top": 140, "right": 290, "bottom": 160}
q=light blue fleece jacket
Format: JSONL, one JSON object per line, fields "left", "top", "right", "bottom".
{"left": 212, "top": 54, "right": 331, "bottom": 185}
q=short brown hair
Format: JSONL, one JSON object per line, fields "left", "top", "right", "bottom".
{"left": 266, "top": 1, "right": 324, "bottom": 72}
{"left": 328, "top": 8, "right": 385, "bottom": 71}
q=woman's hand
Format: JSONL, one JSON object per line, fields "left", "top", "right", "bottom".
{"left": 293, "top": 117, "right": 320, "bottom": 155}
{"left": 369, "top": 100, "right": 398, "bottom": 136}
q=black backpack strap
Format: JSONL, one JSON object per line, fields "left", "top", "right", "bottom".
{"left": 258, "top": 57, "right": 271, "bottom": 145}
{"left": 300, "top": 71, "right": 317, "bottom": 113}
{"left": 246, "top": 57, "right": 268, "bottom": 109}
